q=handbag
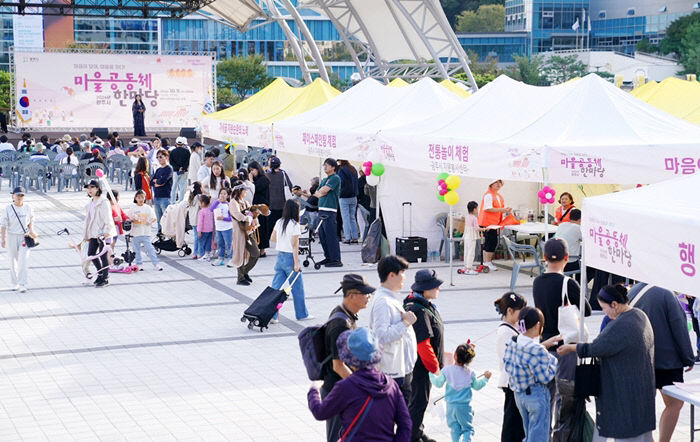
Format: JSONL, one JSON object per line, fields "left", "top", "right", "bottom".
{"left": 574, "top": 357, "right": 601, "bottom": 398}
{"left": 10, "top": 205, "right": 38, "bottom": 248}
{"left": 283, "top": 170, "right": 294, "bottom": 201}
{"left": 558, "top": 276, "right": 589, "bottom": 344}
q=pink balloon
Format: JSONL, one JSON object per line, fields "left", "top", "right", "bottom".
{"left": 95, "top": 169, "right": 104, "bottom": 178}
{"left": 276, "top": 303, "right": 283, "bottom": 310}
{"left": 439, "top": 188, "right": 448, "bottom": 196}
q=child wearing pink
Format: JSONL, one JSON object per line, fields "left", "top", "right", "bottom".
{"left": 196, "top": 195, "right": 214, "bottom": 260}
{"left": 463, "top": 201, "right": 482, "bottom": 275}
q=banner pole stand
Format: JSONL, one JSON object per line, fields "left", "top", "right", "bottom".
{"left": 449, "top": 205, "right": 454, "bottom": 286}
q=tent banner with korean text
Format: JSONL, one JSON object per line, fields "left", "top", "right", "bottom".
{"left": 582, "top": 173, "right": 700, "bottom": 296}
{"left": 13, "top": 52, "right": 214, "bottom": 130}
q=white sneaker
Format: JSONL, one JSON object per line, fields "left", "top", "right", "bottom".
{"left": 12, "top": 284, "right": 19, "bottom": 291}
{"left": 18, "top": 286, "right": 27, "bottom": 293}
{"left": 197, "top": 256, "right": 208, "bottom": 261}
{"left": 299, "top": 315, "right": 316, "bottom": 322}
{"left": 486, "top": 262, "right": 498, "bottom": 271}
{"left": 270, "top": 318, "right": 279, "bottom": 324}
{"left": 153, "top": 264, "right": 163, "bottom": 271}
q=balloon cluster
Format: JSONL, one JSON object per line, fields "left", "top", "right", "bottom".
{"left": 436, "top": 172, "right": 461, "bottom": 206}
{"left": 363, "top": 158, "right": 385, "bottom": 186}
{"left": 537, "top": 186, "right": 556, "bottom": 204}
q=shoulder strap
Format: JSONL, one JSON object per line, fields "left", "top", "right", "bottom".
{"left": 405, "top": 302, "right": 441, "bottom": 325}
{"left": 499, "top": 322, "right": 519, "bottom": 334}
{"left": 630, "top": 284, "right": 654, "bottom": 308}
{"left": 558, "top": 207, "right": 573, "bottom": 222}
{"left": 561, "top": 275, "right": 571, "bottom": 306}
{"left": 10, "top": 205, "right": 27, "bottom": 233}
{"left": 283, "top": 170, "right": 292, "bottom": 189}
{"left": 328, "top": 310, "right": 348, "bottom": 323}
{"left": 340, "top": 395, "right": 373, "bottom": 442}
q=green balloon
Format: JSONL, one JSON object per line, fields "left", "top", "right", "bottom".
{"left": 372, "top": 163, "right": 385, "bottom": 176}
{"left": 437, "top": 172, "right": 449, "bottom": 182}
{"left": 437, "top": 193, "right": 445, "bottom": 202}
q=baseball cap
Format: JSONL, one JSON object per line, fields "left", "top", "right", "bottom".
{"left": 84, "top": 179, "right": 101, "bottom": 189}
{"left": 544, "top": 237, "right": 568, "bottom": 261}
{"left": 335, "top": 274, "right": 376, "bottom": 295}
{"left": 11, "top": 186, "right": 26, "bottom": 195}
{"left": 176, "top": 136, "right": 188, "bottom": 145}
{"left": 269, "top": 156, "right": 281, "bottom": 168}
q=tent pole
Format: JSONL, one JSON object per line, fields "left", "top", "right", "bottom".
{"left": 543, "top": 145, "right": 550, "bottom": 240}
{"left": 579, "top": 239, "right": 588, "bottom": 341}
{"left": 449, "top": 205, "right": 454, "bottom": 286}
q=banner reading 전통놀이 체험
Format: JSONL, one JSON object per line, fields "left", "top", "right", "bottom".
{"left": 14, "top": 52, "right": 214, "bottom": 130}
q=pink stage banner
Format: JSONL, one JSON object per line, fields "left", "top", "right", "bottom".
{"left": 14, "top": 52, "right": 214, "bottom": 129}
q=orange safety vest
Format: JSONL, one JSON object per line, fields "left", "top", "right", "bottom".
{"left": 555, "top": 205, "right": 575, "bottom": 224}
{"left": 478, "top": 189, "right": 504, "bottom": 227}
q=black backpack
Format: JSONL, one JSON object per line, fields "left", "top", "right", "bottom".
{"left": 298, "top": 311, "right": 348, "bottom": 381}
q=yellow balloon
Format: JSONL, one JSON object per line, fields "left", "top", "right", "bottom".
{"left": 445, "top": 190, "right": 459, "bottom": 206}
{"left": 445, "top": 175, "right": 461, "bottom": 190}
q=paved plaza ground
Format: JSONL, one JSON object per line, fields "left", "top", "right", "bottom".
{"left": 0, "top": 189, "right": 697, "bottom": 441}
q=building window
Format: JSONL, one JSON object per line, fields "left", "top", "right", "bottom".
{"left": 627, "top": 8, "right": 635, "bottom": 16}
{"left": 694, "top": 2, "right": 700, "bottom": 8}
{"left": 658, "top": 6, "right": 667, "bottom": 12}
{"left": 598, "top": 10, "right": 606, "bottom": 18}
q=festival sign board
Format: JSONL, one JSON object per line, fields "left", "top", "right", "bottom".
{"left": 13, "top": 52, "right": 214, "bottom": 130}
{"left": 582, "top": 174, "right": 700, "bottom": 296}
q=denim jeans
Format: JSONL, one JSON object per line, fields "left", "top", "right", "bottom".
{"left": 338, "top": 197, "right": 359, "bottom": 241}
{"left": 216, "top": 228, "right": 233, "bottom": 260}
{"left": 271, "top": 251, "right": 308, "bottom": 320}
{"left": 514, "top": 384, "right": 551, "bottom": 442}
{"left": 318, "top": 211, "right": 341, "bottom": 262}
{"left": 358, "top": 204, "right": 370, "bottom": 241}
{"left": 132, "top": 235, "right": 159, "bottom": 266}
{"left": 170, "top": 172, "right": 187, "bottom": 204}
{"left": 153, "top": 197, "right": 170, "bottom": 231}
{"left": 197, "top": 231, "right": 212, "bottom": 256}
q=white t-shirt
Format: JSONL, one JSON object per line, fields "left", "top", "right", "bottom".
{"left": 273, "top": 219, "right": 301, "bottom": 253}
{"left": 554, "top": 222, "right": 582, "bottom": 261}
{"left": 0, "top": 204, "right": 34, "bottom": 235}
{"left": 212, "top": 202, "right": 232, "bottom": 231}
{"left": 0, "top": 142, "right": 14, "bottom": 152}
{"left": 197, "top": 165, "right": 211, "bottom": 183}
{"left": 128, "top": 204, "right": 156, "bottom": 237}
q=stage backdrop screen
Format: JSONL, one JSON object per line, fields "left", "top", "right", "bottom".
{"left": 14, "top": 52, "right": 214, "bottom": 130}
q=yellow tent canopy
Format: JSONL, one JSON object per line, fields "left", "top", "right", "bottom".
{"left": 388, "top": 78, "right": 409, "bottom": 87}
{"left": 630, "top": 77, "right": 700, "bottom": 125}
{"left": 439, "top": 79, "right": 471, "bottom": 98}
{"left": 204, "top": 77, "right": 340, "bottom": 124}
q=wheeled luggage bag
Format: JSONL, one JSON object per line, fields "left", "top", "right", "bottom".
{"left": 241, "top": 272, "right": 301, "bottom": 332}
{"left": 395, "top": 202, "right": 427, "bottom": 263}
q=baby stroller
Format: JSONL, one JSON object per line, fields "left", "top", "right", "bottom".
{"left": 299, "top": 216, "right": 323, "bottom": 270}
{"left": 110, "top": 220, "right": 139, "bottom": 273}
{"left": 152, "top": 202, "right": 192, "bottom": 257}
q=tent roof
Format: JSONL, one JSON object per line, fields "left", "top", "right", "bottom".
{"left": 204, "top": 78, "right": 340, "bottom": 125}
{"left": 388, "top": 78, "right": 409, "bottom": 87}
{"left": 630, "top": 77, "right": 700, "bottom": 125}
{"left": 276, "top": 77, "right": 461, "bottom": 136}
{"left": 439, "top": 79, "right": 471, "bottom": 98}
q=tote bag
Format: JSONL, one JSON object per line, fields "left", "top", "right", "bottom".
{"left": 558, "top": 276, "right": 589, "bottom": 344}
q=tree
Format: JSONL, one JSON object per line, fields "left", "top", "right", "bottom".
{"left": 511, "top": 54, "right": 544, "bottom": 85}
{"left": 216, "top": 55, "right": 272, "bottom": 101}
{"left": 635, "top": 39, "right": 658, "bottom": 54}
{"left": 659, "top": 12, "right": 700, "bottom": 56}
{"left": 217, "top": 87, "right": 236, "bottom": 106}
{"left": 0, "top": 71, "right": 10, "bottom": 111}
{"left": 455, "top": 4, "right": 505, "bottom": 33}
{"left": 453, "top": 71, "right": 495, "bottom": 88}
{"left": 541, "top": 55, "right": 588, "bottom": 85}
{"left": 679, "top": 22, "right": 700, "bottom": 75}
{"left": 440, "top": 0, "right": 467, "bottom": 28}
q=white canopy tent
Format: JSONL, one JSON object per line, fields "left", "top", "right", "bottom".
{"left": 375, "top": 74, "right": 700, "bottom": 184}
{"left": 582, "top": 174, "right": 700, "bottom": 296}
{"left": 274, "top": 77, "right": 462, "bottom": 159}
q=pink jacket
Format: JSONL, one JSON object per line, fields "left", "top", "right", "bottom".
{"left": 197, "top": 206, "right": 214, "bottom": 233}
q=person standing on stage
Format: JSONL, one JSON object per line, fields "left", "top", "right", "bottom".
{"left": 132, "top": 95, "right": 146, "bottom": 137}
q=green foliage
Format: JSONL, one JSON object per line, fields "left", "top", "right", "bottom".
{"left": 596, "top": 71, "right": 615, "bottom": 79}
{"left": 327, "top": 71, "right": 349, "bottom": 91}
{"left": 659, "top": 12, "right": 700, "bottom": 56}
{"left": 453, "top": 71, "right": 495, "bottom": 88}
{"left": 0, "top": 71, "right": 10, "bottom": 111}
{"left": 679, "top": 22, "right": 700, "bottom": 75}
{"left": 216, "top": 87, "right": 236, "bottom": 105}
{"left": 441, "top": 0, "right": 504, "bottom": 30}
{"left": 466, "top": 50, "right": 499, "bottom": 75}
{"left": 541, "top": 55, "right": 588, "bottom": 85}
{"left": 512, "top": 54, "right": 544, "bottom": 85}
{"left": 635, "top": 39, "right": 658, "bottom": 54}
{"left": 216, "top": 55, "right": 272, "bottom": 101}
{"left": 455, "top": 4, "right": 505, "bottom": 32}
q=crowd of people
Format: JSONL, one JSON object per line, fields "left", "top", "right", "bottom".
{"left": 1, "top": 132, "right": 698, "bottom": 442}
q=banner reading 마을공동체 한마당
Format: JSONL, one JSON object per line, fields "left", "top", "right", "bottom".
{"left": 13, "top": 52, "right": 214, "bottom": 130}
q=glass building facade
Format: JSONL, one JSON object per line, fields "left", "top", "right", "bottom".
{"left": 74, "top": 18, "right": 159, "bottom": 51}
{"left": 457, "top": 32, "right": 530, "bottom": 62}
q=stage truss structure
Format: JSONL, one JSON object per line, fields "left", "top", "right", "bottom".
{"left": 9, "top": 48, "right": 217, "bottom": 133}
{"left": 0, "top": 0, "right": 219, "bottom": 18}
